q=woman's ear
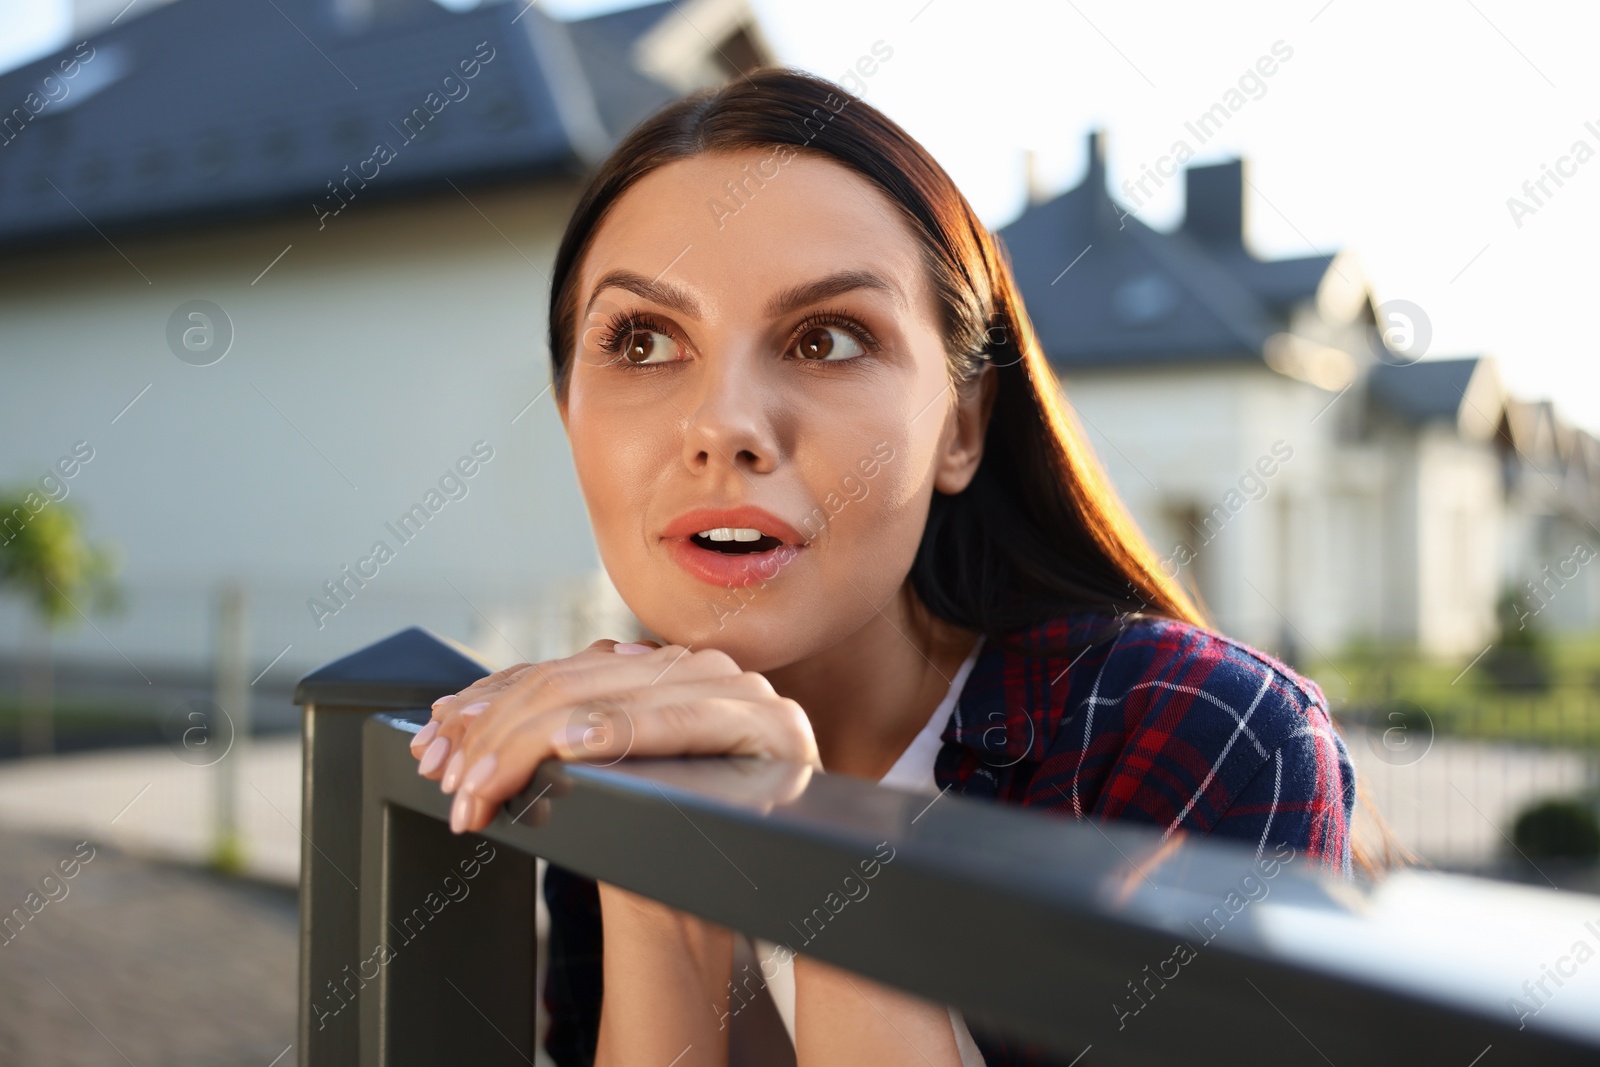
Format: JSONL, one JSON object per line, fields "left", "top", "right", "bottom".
{"left": 932, "top": 364, "right": 997, "bottom": 495}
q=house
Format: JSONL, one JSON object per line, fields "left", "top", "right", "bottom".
{"left": 0, "top": 0, "right": 774, "bottom": 707}
{"left": 1497, "top": 398, "right": 1600, "bottom": 635}
{"left": 999, "top": 132, "right": 1600, "bottom": 660}
{"left": 3, "top": 0, "right": 1592, "bottom": 715}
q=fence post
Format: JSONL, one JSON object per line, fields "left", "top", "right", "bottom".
{"left": 292, "top": 627, "right": 495, "bottom": 1067}
{"left": 359, "top": 713, "right": 539, "bottom": 1066}
{"left": 212, "top": 582, "right": 248, "bottom": 870}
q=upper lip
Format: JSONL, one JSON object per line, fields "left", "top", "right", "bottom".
{"left": 662, "top": 505, "right": 808, "bottom": 546}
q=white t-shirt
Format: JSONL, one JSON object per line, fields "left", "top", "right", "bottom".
{"left": 745, "top": 637, "right": 987, "bottom": 1065}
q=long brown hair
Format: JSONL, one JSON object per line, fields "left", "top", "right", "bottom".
{"left": 548, "top": 67, "right": 1201, "bottom": 644}
{"left": 544, "top": 67, "right": 1399, "bottom": 876}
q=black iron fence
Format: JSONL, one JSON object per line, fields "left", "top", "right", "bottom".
{"left": 293, "top": 627, "right": 1600, "bottom": 1066}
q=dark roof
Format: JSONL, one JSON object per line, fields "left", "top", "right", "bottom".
{"left": 998, "top": 132, "right": 1337, "bottom": 371}
{"left": 1367, "top": 356, "right": 1486, "bottom": 424}
{"left": 563, "top": 4, "right": 681, "bottom": 140}
{"left": 0, "top": 0, "right": 683, "bottom": 252}
{"left": 1178, "top": 158, "right": 1338, "bottom": 305}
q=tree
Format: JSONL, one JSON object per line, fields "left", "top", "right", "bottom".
{"left": 0, "top": 492, "right": 121, "bottom": 754}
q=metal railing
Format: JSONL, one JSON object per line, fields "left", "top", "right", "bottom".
{"left": 294, "top": 627, "right": 1600, "bottom": 1066}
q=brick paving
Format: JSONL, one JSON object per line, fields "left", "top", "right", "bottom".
{"left": 0, "top": 829, "right": 297, "bottom": 1067}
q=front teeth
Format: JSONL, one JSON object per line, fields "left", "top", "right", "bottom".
{"left": 697, "top": 527, "right": 763, "bottom": 542}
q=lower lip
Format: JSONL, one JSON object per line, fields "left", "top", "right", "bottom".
{"left": 664, "top": 538, "right": 803, "bottom": 587}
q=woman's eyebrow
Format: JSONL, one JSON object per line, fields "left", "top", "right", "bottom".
{"left": 763, "top": 270, "right": 902, "bottom": 317}
{"left": 587, "top": 269, "right": 705, "bottom": 318}
{"left": 584, "top": 267, "right": 902, "bottom": 320}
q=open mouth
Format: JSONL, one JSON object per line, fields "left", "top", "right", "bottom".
{"left": 662, "top": 508, "right": 806, "bottom": 587}
{"left": 689, "top": 528, "right": 787, "bottom": 555}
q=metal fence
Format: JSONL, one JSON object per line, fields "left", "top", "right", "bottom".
{"left": 1336, "top": 689, "right": 1600, "bottom": 879}
{"left": 293, "top": 627, "right": 1600, "bottom": 1067}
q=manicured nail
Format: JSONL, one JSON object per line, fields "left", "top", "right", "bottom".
{"left": 450, "top": 791, "right": 470, "bottom": 834}
{"left": 411, "top": 721, "right": 440, "bottom": 751}
{"left": 418, "top": 736, "right": 451, "bottom": 776}
{"left": 441, "top": 751, "right": 466, "bottom": 792}
{"left": 460, "top": 754, "right": 498, "bottom": 794}
{"left": 460, "top": 700, "right": 490, "bottom": 718}
{"left": 614, "top": 642, "right": 652, "bottom": 654}
{"left": 431, "top": 696, "right": 451, "bottom": 711}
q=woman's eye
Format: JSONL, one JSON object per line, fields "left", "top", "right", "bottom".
{"left": 616, "top": 328, "right": 678, "bottom": 365}
{"left": 792, "top": 325, "right": 865, "bottom": 361}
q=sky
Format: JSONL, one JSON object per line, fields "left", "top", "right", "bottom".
{"left": 3, "top": 0, "right": 1597, "bottom": 434}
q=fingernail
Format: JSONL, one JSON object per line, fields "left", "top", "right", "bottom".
{"left": 461, "top": 754, "right": 498, "bottom": 794}
{"left": 431, "top": 695, "right": 451, "bottom": 711}
{"left": 450, "top": 791, "right": 470, "bottom": 833}
{"left": 418, "top": 736, "right": 451, "bottom": 776}
{"left": 411, "top": 721, "right": 440, "bottom": 750}
{"left": 460, "top": 700, "right": 490, "bottom": 718}
{"left": 441, "top": 751, "right": 466, "bottom": 792}
{"left": 614, "top": 642, "right": 652, "bottom": 654}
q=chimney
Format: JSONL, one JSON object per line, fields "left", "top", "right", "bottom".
{"left": 1181, "top": 158, "right": 1246, "bottom": 247}
{"left": 1023, "top": 149, "right": 1050, "bottom": 205}
{"left": 1085, "top": 128, "right": 1107, "bottom": 194}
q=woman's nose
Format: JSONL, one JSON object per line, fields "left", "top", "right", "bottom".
{"left": 680, "top": 350, "right": 780, "bottom": 477}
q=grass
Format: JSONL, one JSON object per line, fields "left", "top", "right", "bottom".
{"left": 1304, "top": 632, "right": 1600, "bottom": 748}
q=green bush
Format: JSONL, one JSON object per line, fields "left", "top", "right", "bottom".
{"left": 1511, "top": 797, "right": 1600, "bottom": 861}
{"left": 1484, "top": 587, "right": 1554, "bottom": 692}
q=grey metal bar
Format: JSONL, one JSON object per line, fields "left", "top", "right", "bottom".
{"left": 364, "top": 710, "right": 1600, "bottom": 1066}
{"left": 293, "top": 627, "right": 497, "bottom": 1067}
{"left": 305, "top": 627, "right": 1600, "bottom": 1066}
{"left": 359, "top": 718, "right": 537, "bottom": 1067}
{"left": 296, "top": 707, "right": 367, "bottom": 1067}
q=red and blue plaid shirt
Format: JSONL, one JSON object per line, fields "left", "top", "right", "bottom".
{"left": 542, "top": 610, "right": 1357, "bottom": 1065}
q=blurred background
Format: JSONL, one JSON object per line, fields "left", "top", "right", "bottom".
{"left": 1, "top": 0, "right": 1597, "bottom": 1062}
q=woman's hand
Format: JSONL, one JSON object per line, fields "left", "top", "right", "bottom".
{"left": 409, "top": 638, "right": 820, "bottom": 834}
{"left": 409, "top": 659, "right": 543, "bottom": 773}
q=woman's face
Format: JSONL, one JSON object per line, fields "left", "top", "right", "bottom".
{"left": 558, "top": 148, "right": 990, "bottom": 673}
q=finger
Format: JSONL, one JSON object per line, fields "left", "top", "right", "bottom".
{"left": 459, "top": 646, "right": 743, "bottom": 762}
{"left": 571, "top": 637, "right": 663, "bottom": 658}
{"left": 417, "top": 653, "right": 582, "bottom": 776}
{"left": 415, "top": 662, "right": 540, "bottom": 766}
{"left": 416, "top": 693, "right": 501, "bottom": 779}
{"left": 558, "top": 691, "right": 815, "bottom": 766}
{"left": 459, "top": 667, "right": 772, "bottom": 778}
{"left": 420, "top": 649, "right": 635, "bottom": 778}
{"left": 425, "top": 661, "right": 541, "bottom": 728}
{"left": 425, "top": 636, "right": 650, "bottom": 731}
{"left": 408, "top": 719, "right": 441, "bottom": 757}
{"left": 444, "top": 643, "right": 679, "bottom": 746}
{"left": 450, "top": 789, "right": 500, "bottom": 835}
{"left": 417, "top": 702, "right": 471, "bottom": 778}
{"left": 452, "top": 686, "right": 814, "bottom": 813}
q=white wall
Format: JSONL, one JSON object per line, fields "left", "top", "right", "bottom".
{"left": 1058, "top": 360, "right": 1514, "bottom": 662}
{"left": 1060, "top": 361, "right": 1344, "bottom": 658}
{"left": 1412, "top": 424, "right": 1503, "bottom": 655}
{"left": 0, "top": 178, "right": 632, "bottom": 685}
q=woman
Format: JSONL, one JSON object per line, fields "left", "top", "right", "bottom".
{"left": 408, "top": 67, "right": 1366, "bottom": 1066}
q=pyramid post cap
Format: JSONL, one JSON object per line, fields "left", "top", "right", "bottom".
{"left": 293, "top": 625, "right": 495, "bottom": 709}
